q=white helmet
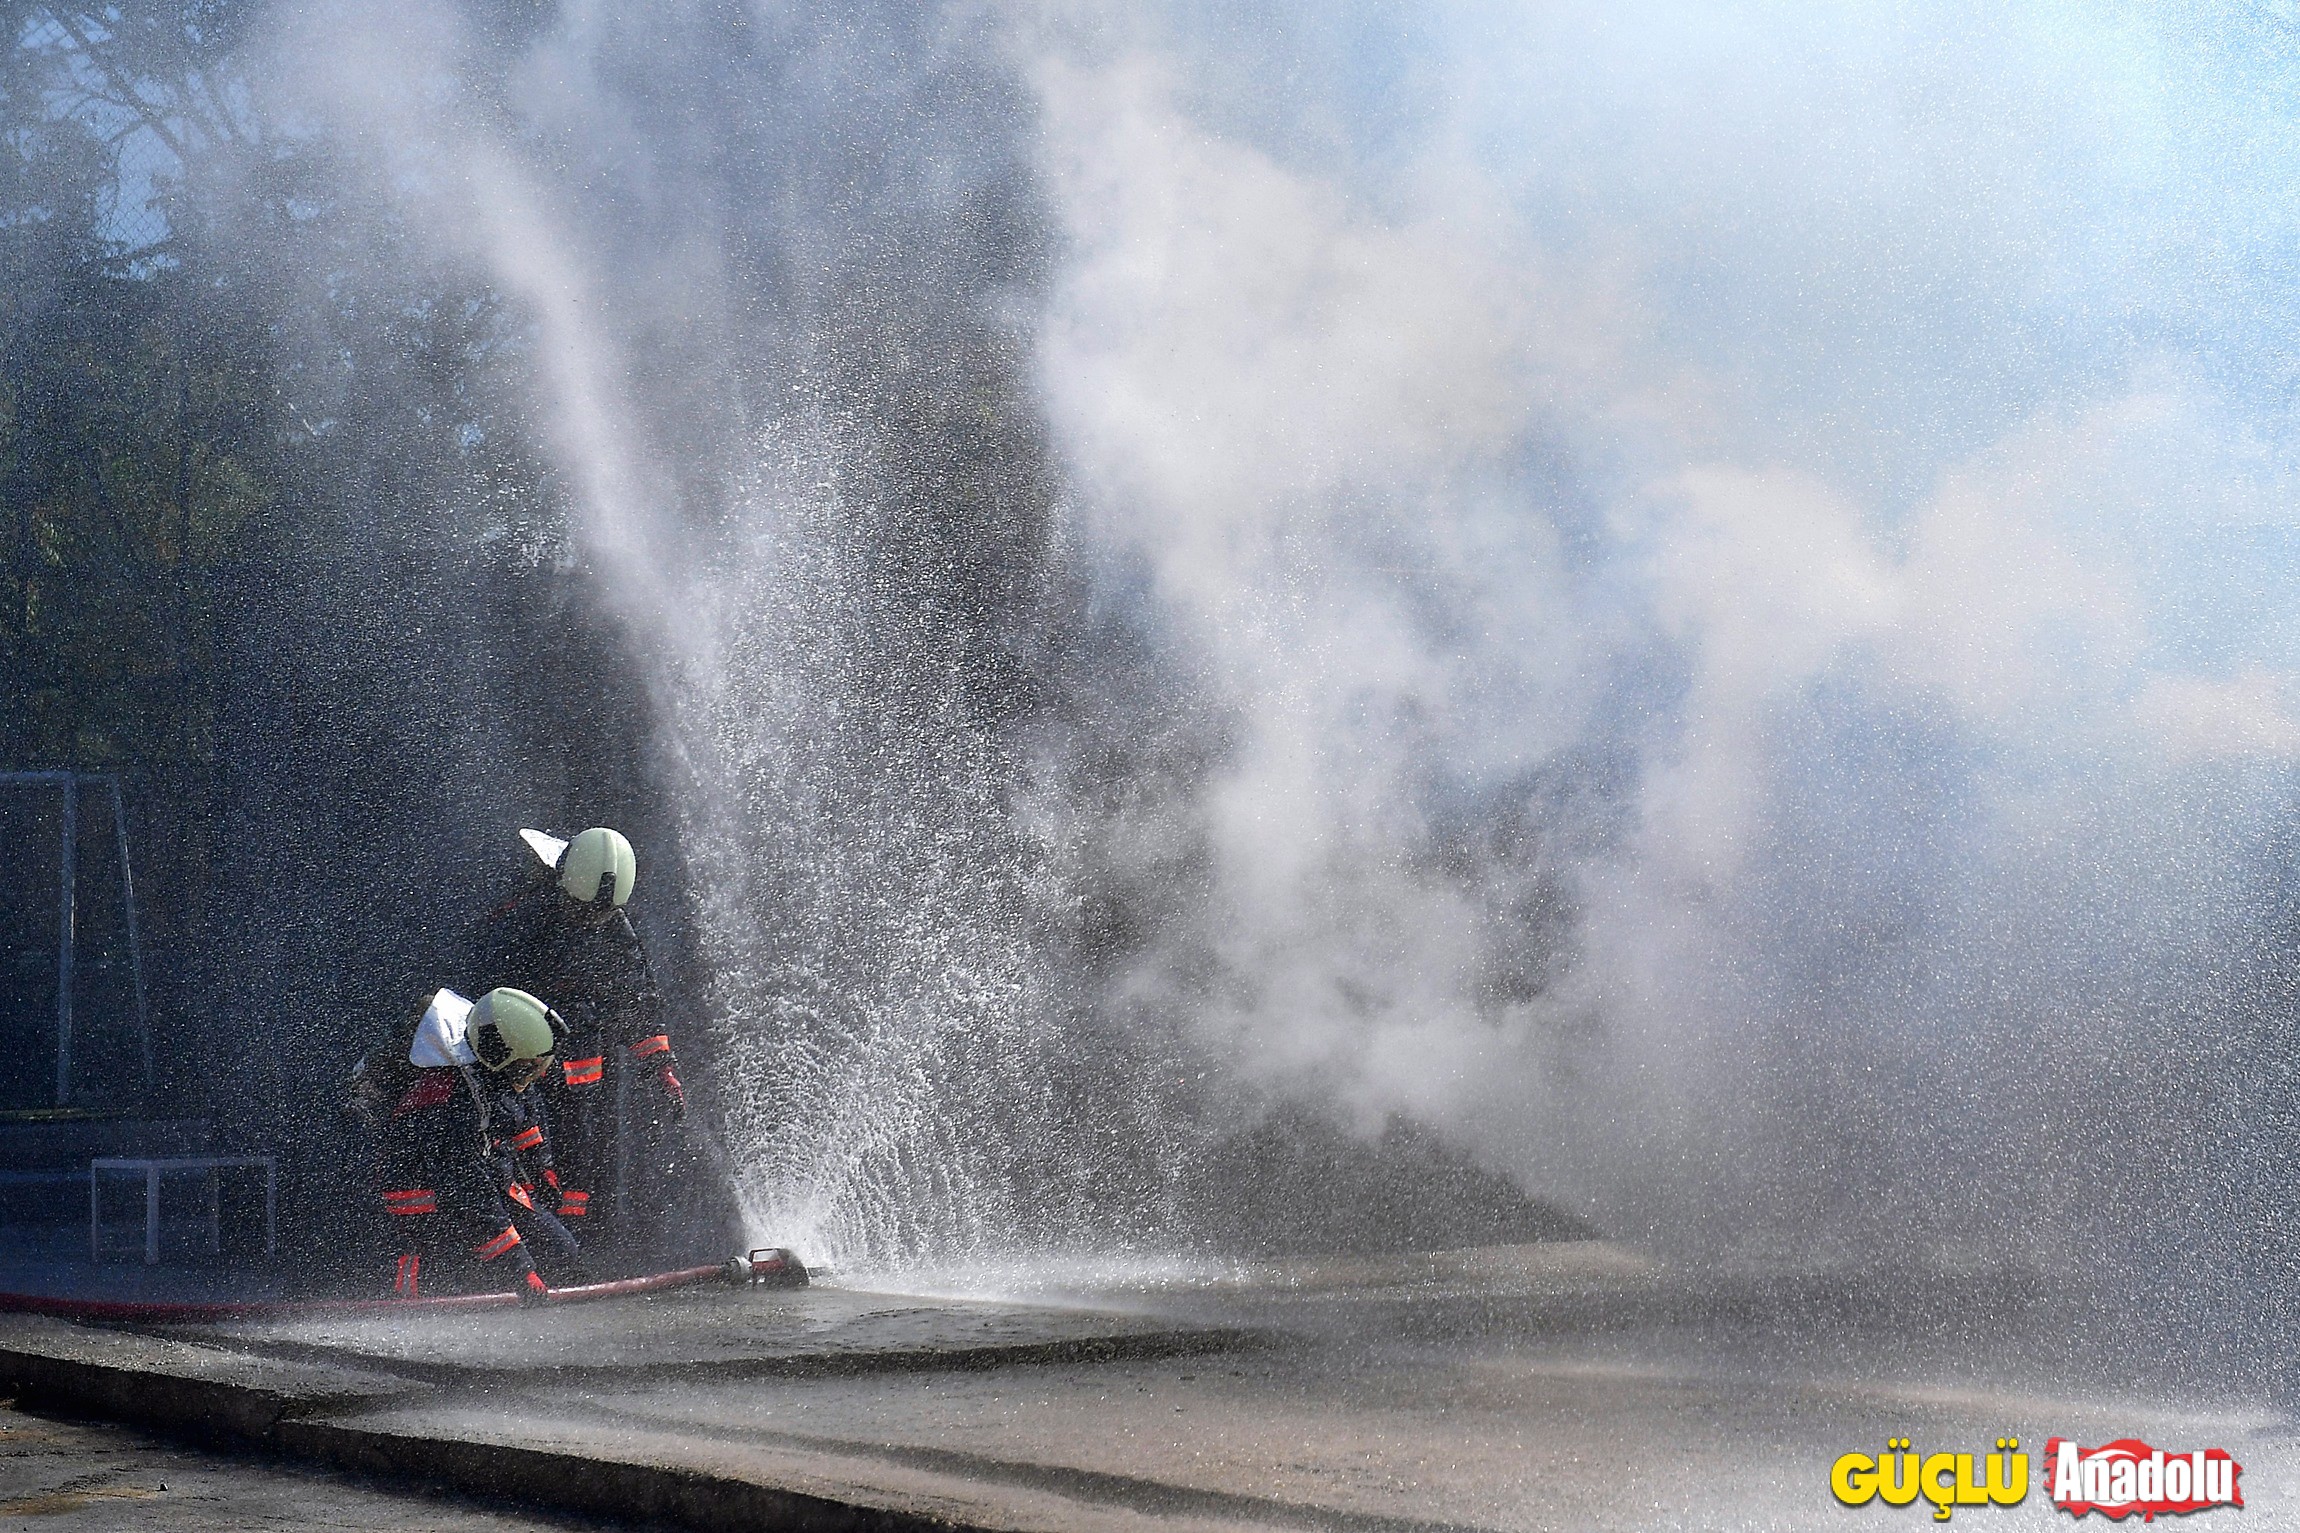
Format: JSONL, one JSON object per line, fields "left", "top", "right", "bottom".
{"left": 519, "top": 826, "right": 636, "bottom": 909}
{"left": 466, "top": 987, "right": 564, "bottom": 1072}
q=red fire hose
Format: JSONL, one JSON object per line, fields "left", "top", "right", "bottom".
{"left": 0, "top": 1248, "right": 807, "bottom": 1324}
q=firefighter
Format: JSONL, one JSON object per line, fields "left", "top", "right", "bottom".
{"left": 456, "top": 826, "right": 685, "bottom": 1257}
{"left": 366, "top": 986, "right": 566, "bottom": 1299}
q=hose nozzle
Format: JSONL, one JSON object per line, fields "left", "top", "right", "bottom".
{"left": 723, "top": 1247, "right": 809, "bottom": 1289}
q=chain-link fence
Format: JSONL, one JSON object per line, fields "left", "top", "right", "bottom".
{"left": 18, "top": 8, "right": 180, "bottom": 255}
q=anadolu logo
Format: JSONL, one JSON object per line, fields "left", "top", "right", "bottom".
{"left": 1830, "top": 1436, "right": 2245, "bottom": 1521}
{"left": 1832, "top": 1438, "right": 2030, "bottom": 1521}
{"left": 2044, "top": 1438, "right": 2242, "bottom": 1520}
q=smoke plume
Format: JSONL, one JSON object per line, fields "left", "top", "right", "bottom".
{"left": 240, "top": 0, "right": 2300, "bottom": 1326}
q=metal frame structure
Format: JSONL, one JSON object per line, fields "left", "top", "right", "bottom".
{"left": 91, "top": 1154, "right": 277, "bottom": 1265}
{"left": 0, "top": 771, "right": 153, "bottom": 1104}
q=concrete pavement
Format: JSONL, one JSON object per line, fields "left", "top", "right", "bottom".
{"left": 185, "top": 1281, "right": 1250, "bottom": 1381}
{"left": 0, "top": 1244, "right": 2292, "bottom": 1531}
{"left": 0, "top": 1396, "right": 590, "bottom": 1531}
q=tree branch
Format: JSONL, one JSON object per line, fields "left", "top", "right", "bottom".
{"left": 40, "top": 7, "right": 186, "bottom": 161}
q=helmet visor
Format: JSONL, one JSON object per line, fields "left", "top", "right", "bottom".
{"left": 472, "top": 1021, "right": 514, "bottom": 1071}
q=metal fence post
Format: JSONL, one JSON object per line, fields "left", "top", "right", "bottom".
{"left": 55, "top": 777, "right": 75, "bottom": 1106}
{"left": 108, "top": 777, "right": 153, "bottom": 1088}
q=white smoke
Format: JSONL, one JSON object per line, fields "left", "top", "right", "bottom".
{"left": 250, "top": 0, "right": 2300, "bottom": 1291}
{"left": 1024, "top": 2, "right": 2300, "bottom": 1258}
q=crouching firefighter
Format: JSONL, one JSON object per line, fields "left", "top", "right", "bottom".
{"left": 368, "top": 986, "right": 569, "bottom": 1300}
{"left": 459, "top": 826, "right": 686, "bottom": 1257}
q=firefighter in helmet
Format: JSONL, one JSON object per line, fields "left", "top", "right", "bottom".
{"left": 356, "top": 986, "right": 570, "bottom": 1299}
{"left": 455, "top": 826, "right": 685, "bottom": 1261}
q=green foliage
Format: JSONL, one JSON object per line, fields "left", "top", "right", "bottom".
{"left": 0, "top": 3, "right": 261, "bottom": 770}
{"left": 0, "top": 1, "right": 563, "bottom": 774}
{"left": 2, "top": 261, "right": 277, "bottom": 769}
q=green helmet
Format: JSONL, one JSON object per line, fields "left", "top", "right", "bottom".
{"left": 558, "top": 826, "right": 636, "bottom": 909}
{"left": 467, "top": 988, "right": 562, "bottom": 1072}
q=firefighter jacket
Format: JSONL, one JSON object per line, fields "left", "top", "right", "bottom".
{"left": 372, "top": 1061, "right": 540, "bottom": 1296}
{"left": 455, "top": 879, "right": 683, "bottom": 1221}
